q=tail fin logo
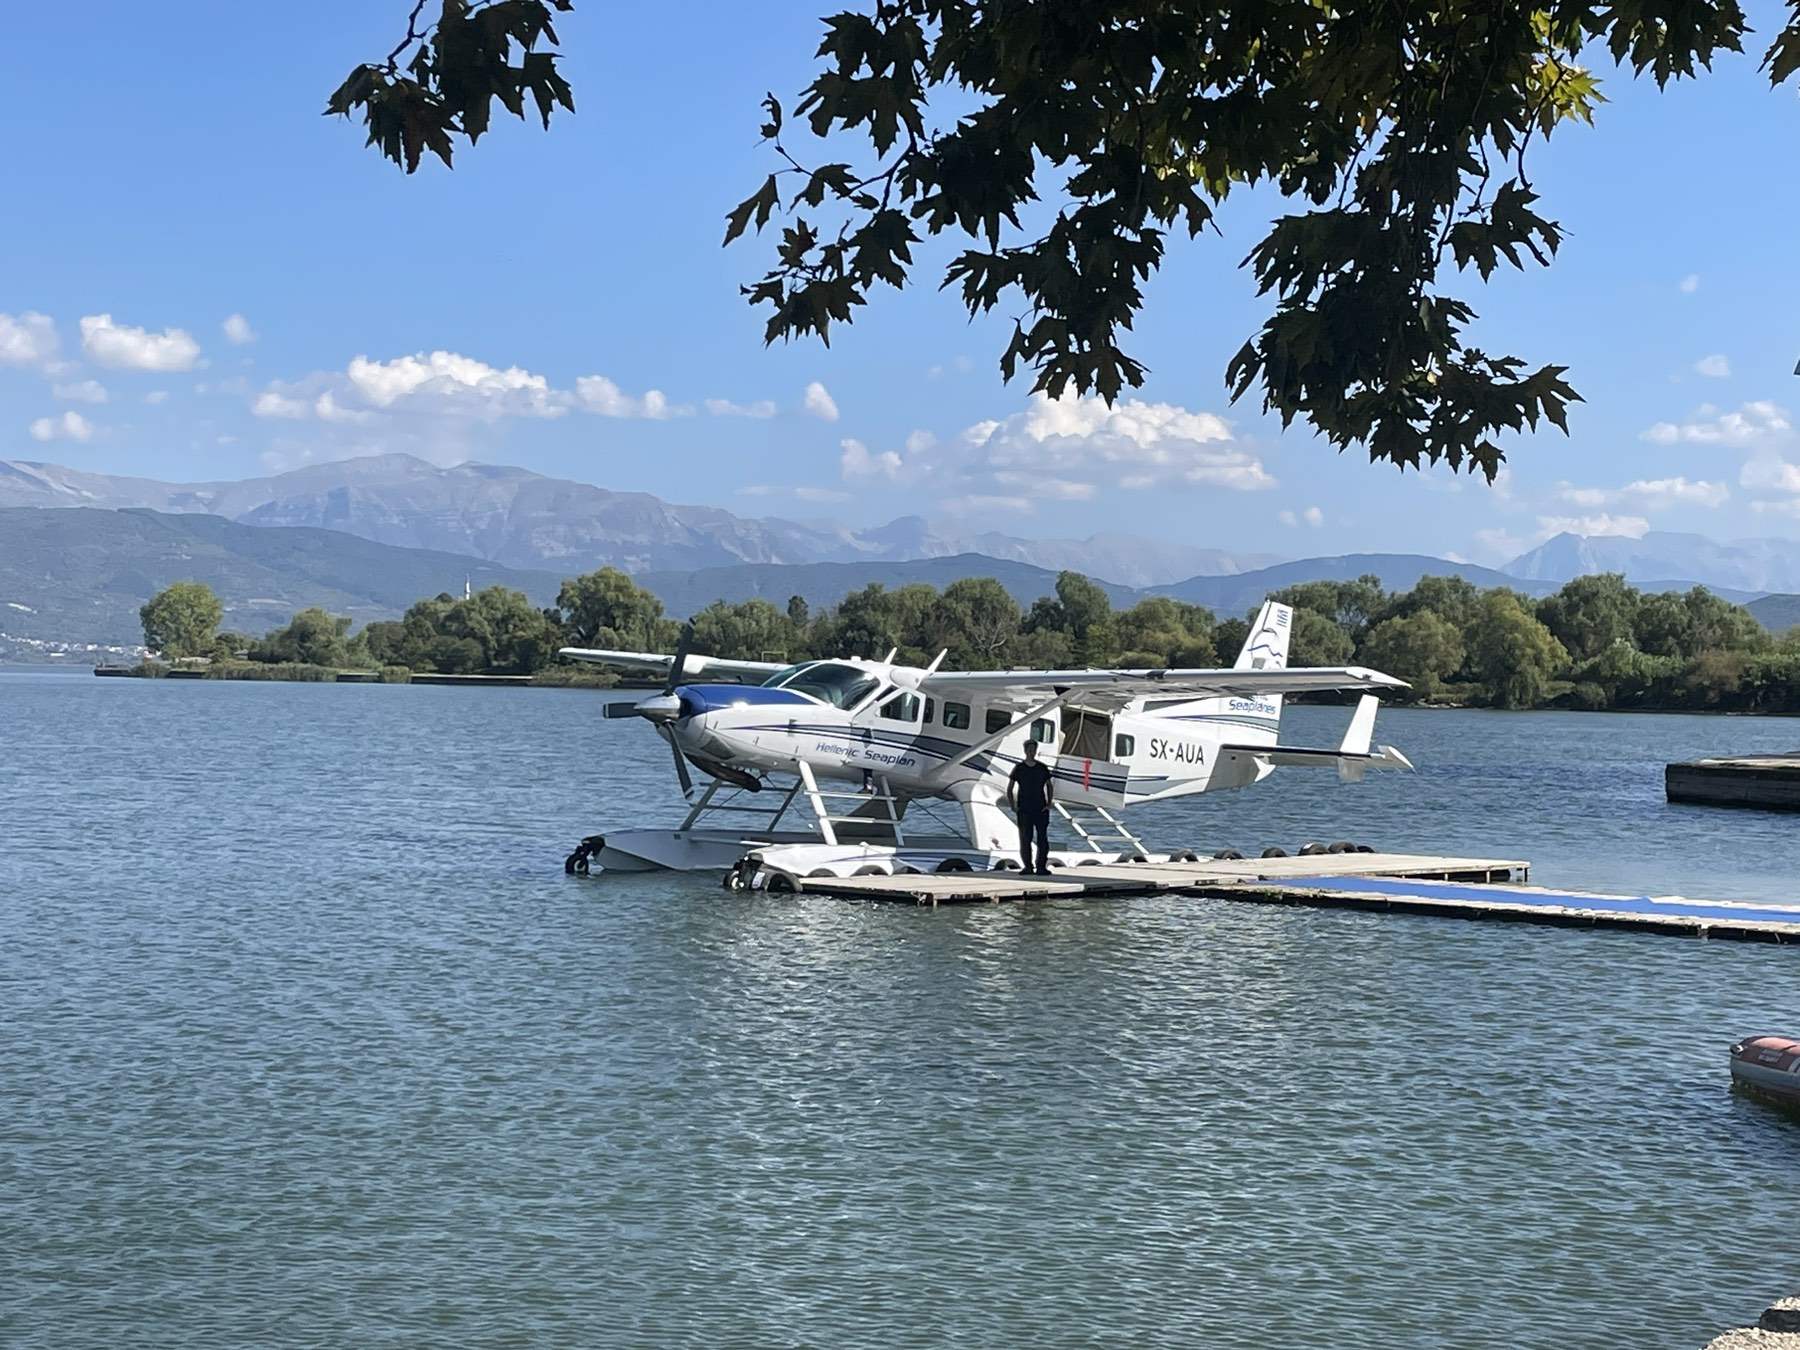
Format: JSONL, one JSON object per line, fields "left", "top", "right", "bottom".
{"left": 1236, "top": 600, "right": 1294, "bottom": 671}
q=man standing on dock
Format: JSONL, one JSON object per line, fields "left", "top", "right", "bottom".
{"left": 1008, "top": 739, "right": 1055, "bottom": 876}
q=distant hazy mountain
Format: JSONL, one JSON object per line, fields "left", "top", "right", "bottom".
{"left": 0, "top": 510, "right": 1130, "bottom": 650}
{"left": 0, "top": 455, "right": 1278, "bottom": 589}
{"left": 0, "top": 507, "right": 566, "bottom": 648}
{"left": 634, "top": 555, "right": 1136, "bottom": 619}
{"left": 1503, "top": 531, "right": 1800, "bottom": 593}
{"left": 7, "top": 506, "right": 1788, "bottom": 654}
{"left": 1153, "top": 553, "right": 1538, "bottom": 614}
{"left": 1747, "top": 595, "right": 1800, "bottom": 635}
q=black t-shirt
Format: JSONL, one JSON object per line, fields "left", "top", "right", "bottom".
{"left": 1009, "top": 758, "right": 1054, "bottom": 816}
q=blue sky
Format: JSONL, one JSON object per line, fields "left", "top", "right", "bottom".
{"left": 2, "top": 1, "right": 1796, "bottom": 566}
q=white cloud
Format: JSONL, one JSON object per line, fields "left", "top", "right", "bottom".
{"left": 1740, "top": 458, "right": 1800, "bottom": 494}
{"left": 1679, "top": 274, "right": 1700, "bottom": 294}
{"left": 79, "top": 314, "right": 201, "bottom": 371}
{"left": 52, "top": 379, "right": 109, "bottom": 404}
{"left": 704, "top": 397, "right": 777, "bottom": 418}
{"left": 251, "top": 351, "right": 699, "bottom": 425}
{"left": 244, "top": 350, "right": 718, "bottom": 471}
{"left": 314, "top": 391, "right": 376, "bottom": 425}
{"left": 252, "top": 391, "right": 309, "bottom": 419}
{"left": 222, "top": 314, "right": 257, "bottom": 345}
{"left": 839, "top": 437, "right": 903, "bottom": 479}
{"left": 835, "top": 391, "right": 1273, "bottom": 513}
{"left": 942, "top": 493, "right": 1033, "bottom": 515}
{"left": 1303, "top": 505, "right": 1324, "bottom": 527}
{"left": 144, "top": 390, "right": 168, "bottom": 405}
{"left": 0, "top": 311, "right": 59, "bottom": 369}
{"left": 28, "top": 411, "right": 95, "bottom": 442}
{"left": 574, "top": 375, "right": 683, "bottom": 419}
{"left": 1555, "top": 477, "right": 1729, "bottom": 511}
{"left": 1473, "top": 527, "right": 1531, "bottom": 564}
{"left": 803, "top": 381, "right": 840, "bottom": 421}
{"left": 1535, "top": 513, "right": 1650, "bottom": 539}
{"left": 1694, "top": 354, "right": 1730, "bottom": 378}
{"left": 353, "top": 351, "right": 565, "bottom": 419}
{"left": 961, "top": 391, "right": 1272, "bottom": 490}
{"left": 1639, "top": 400, "right": 1791, "bottom": 448}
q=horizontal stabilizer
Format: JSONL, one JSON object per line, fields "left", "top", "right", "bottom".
{"left": 1218, "top": 741, "right": 1414, "bottom": 784}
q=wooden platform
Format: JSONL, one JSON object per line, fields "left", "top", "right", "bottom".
{"left": 1667, "top": 752, "right": 1800, "bottom": 811}
{"left": 795, "top": 851, "right": 1525, "bottom": 904}
{"left": 792, "top": 852, "right": 1800, "bottom": 943}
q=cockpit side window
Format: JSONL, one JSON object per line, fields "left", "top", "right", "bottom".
{"left": 879, "top": 692, "right": 922, "bottom": 722}
{"left": 763, "top": 661, "right": 880, "bottom": 710}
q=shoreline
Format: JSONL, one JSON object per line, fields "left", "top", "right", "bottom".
{"left": 87, "top": 662, "right": 624, "bottom": 690}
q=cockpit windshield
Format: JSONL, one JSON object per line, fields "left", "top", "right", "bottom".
{"left": 761, "top": 661, "right": 881, "bottom": 710}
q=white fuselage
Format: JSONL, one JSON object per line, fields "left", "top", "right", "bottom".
{"left": 662, "top": 667, "right": 1281, "bottom": 814}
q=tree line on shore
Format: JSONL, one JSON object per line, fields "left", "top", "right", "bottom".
{"left": 138, "top": 566, "right": 1800, "bottom": 712}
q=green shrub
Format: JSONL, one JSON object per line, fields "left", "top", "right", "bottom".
{"left": 530, "top": 665, "right": 619, "bottom": 689}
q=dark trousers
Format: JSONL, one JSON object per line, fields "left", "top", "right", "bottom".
{"left": 1017, "top": 811, "right": 1049, "bottom": 872}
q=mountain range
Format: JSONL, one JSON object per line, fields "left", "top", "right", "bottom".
{"left": 1503, "top": 531, "right": 1800, "bottom": 594}
{"left": 0, "top": 455, "right": 1277, "bottom": 589}
{"left": 3, "top": 454, "right": 1798, "bottom": 653}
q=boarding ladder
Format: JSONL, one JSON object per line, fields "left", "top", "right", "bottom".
{"left": 1054, "top": 800, "right": 1148, "bottom": 856}
{"left": 796, "top": 761, "right": 905, "bottom": 847}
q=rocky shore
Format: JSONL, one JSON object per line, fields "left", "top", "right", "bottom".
{"left": 1705, "top": 1296, "right": 1800, "bottom": 1348}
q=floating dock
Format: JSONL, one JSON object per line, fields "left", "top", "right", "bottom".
{"left": 1667, "top": 751, "right": 1800, "bottom": 811}
{"left": 787, "top": 851, "right": 1800, "bottom": 943}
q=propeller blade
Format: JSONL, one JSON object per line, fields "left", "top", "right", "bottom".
{"left": 670, "top": 733, "right": 694, "bottom": 797}
{"left": 663, "top": 620, "right": 697, "bottom": 696}
{"left": 601, "top": 701, "right": 642, "bottom": 719}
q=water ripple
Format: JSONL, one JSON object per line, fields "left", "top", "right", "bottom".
{"left": 2, "top": 675, "right": 1797, "bottom": 1348}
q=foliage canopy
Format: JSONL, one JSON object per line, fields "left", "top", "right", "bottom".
{"left": 340, "top": 0, "right": 1799, "bottom": 478}
{"left": 140, "top": 582, "right": 224, "bottom": 659}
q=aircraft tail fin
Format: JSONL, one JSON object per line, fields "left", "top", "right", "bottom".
{"left": 1235, "top": 601, "right": 1293, "bottom": 671}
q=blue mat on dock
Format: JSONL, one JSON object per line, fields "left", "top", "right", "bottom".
{"left": 1279, "top": 875, "right": 1800, "bottom": 928}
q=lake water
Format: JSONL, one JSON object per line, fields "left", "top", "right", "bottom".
{"left": 2, "top": 668, "right": 1796, "bottom": 1348}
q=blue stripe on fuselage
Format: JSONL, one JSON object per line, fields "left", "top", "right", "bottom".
{"left": 674, "top": 684, "right": 813, "bottom": 715}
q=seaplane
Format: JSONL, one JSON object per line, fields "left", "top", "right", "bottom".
{"left": 559, "top": 600, "right": 1413, "bottom": 883}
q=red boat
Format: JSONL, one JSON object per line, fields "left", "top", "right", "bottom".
{"left": 1729, "top": 1036, "right": 1800, "bottom": 1109}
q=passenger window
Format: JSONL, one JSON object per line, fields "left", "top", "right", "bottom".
{"left": 1031, "top": 718, "right": 1056, "bottom": 744}
{"left": 986, "top": 708, "right": 1011, "bottom": 736}
{"left": 943, "top": 701, "right": 971, "bottom": 731}
{"left": 879, "top": 692, "right": 921, "bottom": 722}
{"left": 1115, "top": 733, "right": 1136, "bottom": 758}
{"left": 924, "top": 697, "right": 935, "bottom": 725}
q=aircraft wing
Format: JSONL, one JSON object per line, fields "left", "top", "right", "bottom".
{"left": 920, "top": 664, "right": 1406, "bottom": 711}
{"left": 558, "top": 646, "right": 790, "bottom": 683}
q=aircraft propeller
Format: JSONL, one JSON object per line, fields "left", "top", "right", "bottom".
{"left": 596, "top": 621, "right": 748, "bottom": 800}
{"left": 599, "top": 620, "right": 695, "bottom": 724}
{"left": 662, "top": 622, "right": 697, "bottom": 796}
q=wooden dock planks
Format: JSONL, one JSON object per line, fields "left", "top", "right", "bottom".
{"left": 795, "top": 851, "right": 1526, "bottom": 904}
{"left": 791, "top": 852, "right": 1800, "bottom": 942}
